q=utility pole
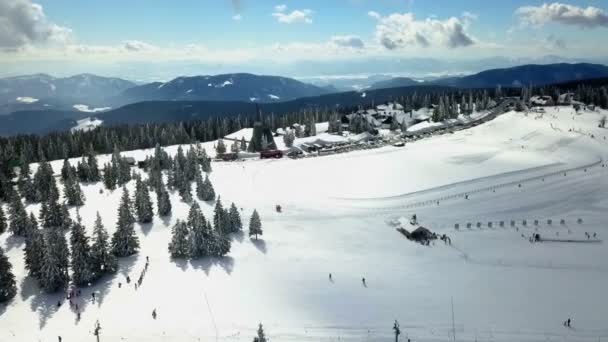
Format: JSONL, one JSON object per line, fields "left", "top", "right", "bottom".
{"left": 451, "top": 296, "right": 456, "bottom": 341}
{"left": 393, "top": 320, "right": 401, "bottom": 342}
{"left": 93, "top": 320, "right": 101, "bottom": 342}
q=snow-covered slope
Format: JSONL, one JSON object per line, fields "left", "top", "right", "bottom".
{"left": 2, "top": 105, "right": 608, "bottom": 341}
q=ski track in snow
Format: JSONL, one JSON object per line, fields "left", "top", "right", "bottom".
{"left": 2, "top": 106, "right": 608, "bottom": 341}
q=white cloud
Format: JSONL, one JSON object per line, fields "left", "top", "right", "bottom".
{"left": 368, "top": 11, "right": 381, "bottom": 19}
{"left": 232, "top": 14, "right": 242, "bottom": 21}
{"left": 122, "top": 40, "right": 158, "bottom": 52}
{"left": 274, "top": 4, "right": 287, "bottom": 12}
{"left": 272, "top": 8, "right": 313, "bottom": 24}
{"left": 516, "top": 2, "right": 608, "bottom": 28}
{"left": 544, "top": 34, "right": 567, "bottom": 49}
{"left": 372, "top": 13, "right": 475, "bottom": 50}
{"left": 0, "top": 0, "right": 72, "bottom": 49}
{"left": 331, "top": 35, "right": 365, "bottom": 49}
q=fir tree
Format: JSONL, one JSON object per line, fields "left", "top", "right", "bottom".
{"left": 77, "top": 156, "right": 91, "bottom": 182}
{"left": 215, "top": 139, "right": 227, "bottom": 155}
{"left": 201, "top": 174, "right": 215, "bottom": 201}
{"left": 227, "top": 202, "right": 242, "bottom": 233}
{"left": 187, "top": 203, "right": 209, "bottom": 258}
{"left": 21, "top": 174, "right": 37, "bottom": 203}
{"left": 240, "top": 137, "right": 247, "bottom": 151}
{"left": 61, "top": 158, "right": 73, "bottom": 182}
{"left": 102, "top": 163, "right": 116, "bottom": 190}
{"left": 40, "top": 228, "right": 70, "bottom": 293}
{"left": 0, "top": 205, "right": 7, "bottom": 235}
{"left": 23, "top": 223, "right": 45, "bottom": 279}
{"left": 0, "top": 246, "right": 17, "bottom": 303}
{"left": 200, "top": 148, "right": 212, "bottom": 173}
{"left": 70, "top": 215, "right": 94, "bottom": 285}
{"left": 195, "top": 167, "right": 205, "bottom": 200}
{"left": 8, "top": 194, "right": 28, "bottom": 236}
{"left": 63, "top": 174, "right": 85, "bottom": 206}
{"left": 40, "top": 180, "right": 64, "bottom": 228}
{"left": 249, "top": 209, "right": 263, "bottom": 240}
{"left": 87, "top": 150, "right": 101, "bottom": 182}
{"left": 134, "top": 178, "right": 154, "bottom": 223}
{"left": 253, "top": 323, "right": 267, "bottom": 342}
{"left": 168, "top": 220, "right": 190, "bottom": 258}
{"left": 90, "top": 212, "right": 118, "bottom": 276}
{"left": 213, "top": 197, "right": 225, "bottom": 234}
{"left": 111, "top": 187, "right": 139, "bottom": 257}
{"left": 156, "top": 181, "right": 172, "bottom": 217}
{"left": 178, "top": 177, "right": 192, "bottom": 203}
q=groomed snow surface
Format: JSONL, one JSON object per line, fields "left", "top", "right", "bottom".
{"left": 2, "top": 106, "right": 608, "bottom": 341}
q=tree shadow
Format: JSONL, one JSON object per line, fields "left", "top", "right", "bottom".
{"left": 91, "top": 271, "right": 118, "bottom": 308}
{"left": 29, "top": 287, "right": 65, "bottom": 329}
{"left": 160, "top": 213, "right": 172, "bottom": 227}
{"left": 232, "top": 231, "right": 244, "bottom": 243}
{"left": 171, "top": 257, "right": 189, "bottom": 272}
{"left": 118, "top": 254, "right": 139, "bottom": 279}
{"left": 189, "top": 256, "right": 234, "bottom": 276}
{"left": 3, "top": 235, "right": 24, "bottom": 252}
{"left": 139, "top": 221, "right": 154, "bottom": 236}
{"left": 19, "top": 275, "right": 39, "bottom": 301}
{"left": 251, "top": 238, "right": 267, "bottom": 254}
{"left": 0, "top": 302, "right": 6, "bottom": 317}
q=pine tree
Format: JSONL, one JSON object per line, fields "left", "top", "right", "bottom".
{"left": 21, "top": 173, "right": 37, "bottom": 203}
{"left": 156, "top": 181, "right": 172, "bottom": 217}
{"left": 111, "top": 187, "right": 139, "bottom": 257}
{"left": 8, "top": 194, "right": 28, "bottom": 236}
{"left": 91, "top": 212, "right": 118, "bottom": 276}
{"left": 249, "top": 209, "right": 263, "bottom": 240}
{"left": 200, "top": 148, "right": 212, "bottom": 173}
{"left": 240, "top": 137, "right": 247, "bottom": 151}
{"left": 77, "top": 156, "right": 91, "bottom": 182}
{"left": 61, "top": 158, "right": 73, "bottom": 182}
{"left": 228, "top": 202, "right": 242, "bottom": 233}
{"left": 195, "top": 167, "right": 205, "bottom": 200}
{"left": 187, "top": 202, "right": 209, "bottom": 258}
{"left": 0, "top": 246, "right": 17, "bottom": 302}
{"left": 40, "top": 180, "right": 64, "bottom": 228}
{"left": 40, "top": 228, "right": 70, "bottom": 293}
{"left": 201, "top": 174, "right": 215, "bottom": 201}
{"left": 253, "top": 323, "right": 267, "bottom": 342}
{"left": 23, "top": 222, "right": 45, "bottom": 279}
{"left": 102, "top": 163, "right": 116, "bottom": 190}
{"left": 70, "top": 215, "right": 94, "bottom": 285}
{"left": 168, "top": 220, "right": 190, "bottom": 258}
{"left": 87, "top": 150, "right": 101, "bottom": 182}
{"left": 178, "top": 177, "right": 192, "bottom": 203}
{"left": 134, "top": 178, "right": 154, "bottom": 223}
{"left": 63, "top": 174, "right": 85, "bottom": 206}
{"left": 216, "top": 139, "right": 227, "bottom": 155}
{"left": 213, "top": 197, "right": 225, "bottom": 234}
{"left": 0, "top": 205, "right": 7, "bottom": 235}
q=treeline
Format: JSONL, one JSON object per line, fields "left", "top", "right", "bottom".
{"left": 2, "top": 81, "right": 608, "bottom": 180}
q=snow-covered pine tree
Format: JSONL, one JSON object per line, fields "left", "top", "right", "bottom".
{"left": 24, "top": 222, "right": 45, "bottom": 279}
{"left": 213, "top": 197, "right": 225, "bottom": 234}
{"left": 33, "top": 159, "right": 55, "bottom": 202}
{"left": 111, "top": 187, "right": 139, "bottom": 257}
{"left": 201, "top": 174, "right": 215, "bottom": 201}
{"left": 156, "top": 181, "right": 172, "bottom": 217}
{"left": 117, "top": 157, "right": 132, "bottom": 186}
{"left": 168, "top": 220, "right": 190, "bottom": 258}
{"left": 21, "top": 173, "right": 37, "bottom": 203}
{"left": 25, "top": 212, "right": 39, "bottom": 235}
{"left": 63, "top": 174, "right": 85, "bottom": 206}
{"left": 91, "top": 212, "right": 118, "bottom": 276}
{"left": 248, "top": 209, "right": 263, "bottom": 240}
{"left": 195, "top": 167, "right": 205, "bottom": 200}
{"left": 77, "top": 156, "right": 91, "bottom": 182}
{"left": 70, "top": 215, "right": 94, "bottom": 285}
{"left": 187, "top": 202, "right": 207, "bottom": 258}
{"left": 40, "top": 180, "right": 64, "bottom": 228}
{"left": 228, "top": 202, "right": 242, "bottom": 233}
{"left": 102, "top": 162, "right": 116, "bottom": 190}
{"left": 134, "top": 177, "right": 154, "bottom": 223}
{"left": 87, "top": 150, "right": 101, "bottom": 182}
{"left": 0, "top": 246, "right": 17, "bottom": 302}
{"left": 184, "top": 147, "right": 198, "bottom": 182}
{"left": 253, "top": 323, "right": 268, "bottom": 342}
{"left": 0, "top": 204, "right": 7, "bottom": 235}
{"left": 178, "top": 175, "right": 192, "bottom": 203}
{"left": 40, "top": 228, "right": 70, "bottom": 292}
{"left": 8, "top": 194, "right": 28, "bottom": 236}
{"left": 60, "top": 203, "right": 72, "bottom": 230}
{"left": 200, "top": 148, "right": 212, "bottom": 173}
{"left": 240, "top": 137, "right": 247, "bottom": 152}
{"left": 61, "top": 158, "right": 73, "bottom": 182}
{"left": 283, "top": 130, "right": 295, "bottom": 147}
{"left": 215, "top": 139, "right": 227, "bottom": 155}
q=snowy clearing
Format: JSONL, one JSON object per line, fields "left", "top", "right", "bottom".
{"left": 15, "top": 96, "right": 39, "bottom": 104}
{"left": 71, "top": 117, "right": 104, "bottom": 132}
{"left": 73, "top": 104, "right": 112, "bottom": 113}
{"left": 2, "top": 106, "right": 608, "bottom": 341}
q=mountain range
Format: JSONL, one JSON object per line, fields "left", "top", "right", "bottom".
{"left": 2, "top": 63, "right": 608, "bottom": 136}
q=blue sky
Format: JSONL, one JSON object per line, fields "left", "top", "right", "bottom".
{"left": 2, "top": 1, "right": 608, "bottom": 79}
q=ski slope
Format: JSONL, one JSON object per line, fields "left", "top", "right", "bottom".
{"left": 1, "top": 106, "right": 608, "bottom": 341}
